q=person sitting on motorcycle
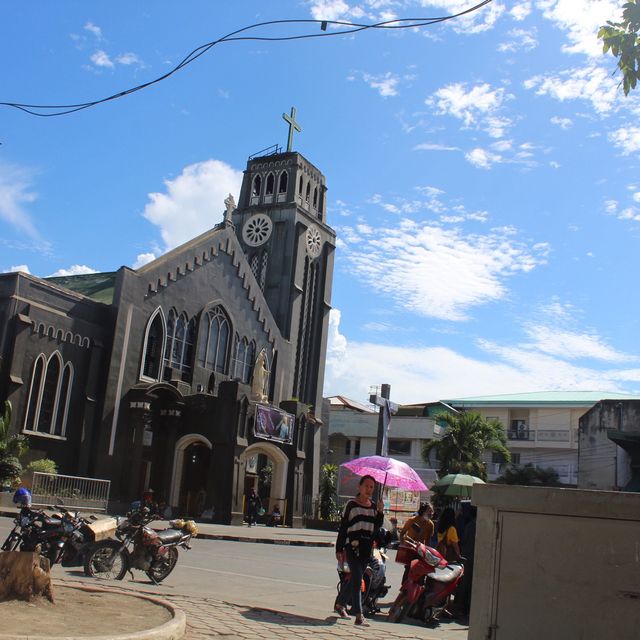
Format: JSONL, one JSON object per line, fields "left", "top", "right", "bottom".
{"left": 367, "top": 527, "right": 389, "bottom": 593}
{"left": 267, "top": 504, "right": 282, "bottom": 527}
{"left": 12, "top": 486, "right": 32, "bottom": 508}
{"left": 398, "top": 501, "right": 434, "bottom": 582}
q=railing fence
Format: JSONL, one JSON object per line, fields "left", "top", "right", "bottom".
{"left": 31, "top": 472, "right": 111, "bottom": 512}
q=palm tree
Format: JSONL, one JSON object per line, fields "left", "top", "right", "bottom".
{"left": 422, "top": 411, "right": 510, "bottom": 481}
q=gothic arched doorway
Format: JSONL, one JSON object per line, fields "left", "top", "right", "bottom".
{"left": 239, "top": 442, "right": 288, "bottom": 522}
{"left": 169, "top": 434, "right": 212, "bottom": 516}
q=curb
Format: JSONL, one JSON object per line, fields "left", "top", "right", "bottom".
{"left": 195, "top": 531, "right": 335, "bottom": 547}
{"left": 0, "top": 509, "right": 335, "bottom": 548}
{"left": 0, "top": 583, "right": 186, "bottom": 640}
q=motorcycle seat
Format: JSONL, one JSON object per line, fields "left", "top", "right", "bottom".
{"left": 42, "top": 517, "right": 63, "bottom": 527}
{"left": 427, "top": 564, "right": 464, "bottom": 583}
{"left": 155, "top": 529, "right": 183, "bottom": 544}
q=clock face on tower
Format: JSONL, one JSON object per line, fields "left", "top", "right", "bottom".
{"left": 242, "top": 214, "right": 273, "bottom": 247}
{"left": 305, "top": 225, "right": 323, "bottom": 259}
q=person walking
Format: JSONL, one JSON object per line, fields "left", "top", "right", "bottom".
{"left": 246, "top": 488, "right": 262, "bottom": 527}
{"left": 334, "top": 474, "right": 384, "bottom": 627}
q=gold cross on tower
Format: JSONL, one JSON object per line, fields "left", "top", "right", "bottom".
{"left": 282, "top": 106, "right": 302, "bottom": 152}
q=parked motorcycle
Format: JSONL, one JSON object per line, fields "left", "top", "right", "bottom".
{"left": 388, "top": 537, "right": 464, "bottom": 625}
{"left": 334, "top": 528, "right": 392, "bottom": 617}
{"left": 1, "top": 504, "right": 96, "bottom": 568}
{"left": 83, "top": 505, "right": 197, "bottom": 583}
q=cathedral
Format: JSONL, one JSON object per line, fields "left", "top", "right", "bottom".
{"left": 0, "top": 119, "right": 335, "bottom": 525}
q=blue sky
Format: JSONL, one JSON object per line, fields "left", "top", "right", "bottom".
{"left": 2, "top": 1, "right": 640, "bottom": 404}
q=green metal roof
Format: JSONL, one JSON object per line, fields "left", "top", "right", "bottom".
{"left": 441, "top": 391, "right": 640, "bottom": 407}
{"left": 45, "top": 272, "right": 117, "bottom": 305}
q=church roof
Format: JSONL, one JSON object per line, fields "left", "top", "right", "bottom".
{"left": 45, "top": 272, "right": 117, "bottom": 304}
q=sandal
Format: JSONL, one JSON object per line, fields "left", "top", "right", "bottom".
{"left": 354, "top": 615, "right": 370, "bottom": 627}
{"left": 334, "top": 604, "right": 351, "bottom": 619}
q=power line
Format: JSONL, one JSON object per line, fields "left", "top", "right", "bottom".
{"left": 0, "top": 1, "right": 492, "bottom": 118}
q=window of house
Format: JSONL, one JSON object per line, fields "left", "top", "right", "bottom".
{"left": 354, "top": 438, "right": 361, "bottom": 456}
{"left": 24, "top": 352, "right": 73, "bottom": 437}
{"left": 252, "top": 175, "right": 262, "bottom": 197}
{"left": 345, "top": 439, "right": 351, "bottom": 455}
{"left": 142, "top": 310, "right": 164, "bottom": 379}
{"left": 265, "top": 173, "right": 275, "bottom": 195}
{"left": 278, "top": 171, "right": 288, "bottom": 194}
{"left": 388, "top": 439, "right": 411, "bottom": 456}
{"left": 492, "top": 452, "right": 521, "bottom": 464}
{"left": 199, "top": 305, "right": 230, "bottom": 374}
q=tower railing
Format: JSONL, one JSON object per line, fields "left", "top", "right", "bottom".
{"left": 248, "top": 144, "right": 283, "bottom": 160}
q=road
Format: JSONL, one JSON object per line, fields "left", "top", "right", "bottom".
{"left": 0, "top": 516, "right": 468, "bottom": 637}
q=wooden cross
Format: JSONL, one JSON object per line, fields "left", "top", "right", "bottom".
{"left": 369, "top": 384, "right": 399, "bottom": 457}
{"left": 282, "top": 106, "right": 302, "bottom": 152}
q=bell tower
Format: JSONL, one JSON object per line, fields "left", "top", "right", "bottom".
{"left": 231, "top": 113, "right": 335, "bottom": 412}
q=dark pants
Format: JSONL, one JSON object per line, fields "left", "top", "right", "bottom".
{"left": 335, "top": 546, "right": 368, "bottom": 616}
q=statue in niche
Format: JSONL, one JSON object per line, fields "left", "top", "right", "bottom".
{"left": 251, "top": 349, "right": 269, "bottom": 403}
{"left": 224, "top": 193, "right": 236, "bottom": 224}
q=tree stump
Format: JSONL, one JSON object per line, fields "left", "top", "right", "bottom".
{"left": 0, "top": 551, "right": 54, "bottom": 603}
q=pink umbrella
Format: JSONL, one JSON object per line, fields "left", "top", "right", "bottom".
{"left": 341, "top": 455, "right": 428, "bottom": 492}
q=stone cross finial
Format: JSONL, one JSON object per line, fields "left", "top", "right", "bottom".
{"left": 282, "top": 107, "right": 302, "bottom": 152}
{"left": 224, "top": 193, "right": 236, "bottom": 223}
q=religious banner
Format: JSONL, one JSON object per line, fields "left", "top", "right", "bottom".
{"left": 253, "top": 404, "right": 295, "bottom": 445}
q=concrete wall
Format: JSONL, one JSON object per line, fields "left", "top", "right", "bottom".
{"left": 469, "top": 483, "right": 640, "bottom": 640}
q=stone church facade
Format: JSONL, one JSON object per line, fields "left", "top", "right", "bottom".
{"left": 0, "top": 149, "right": 335, "bottom": 525}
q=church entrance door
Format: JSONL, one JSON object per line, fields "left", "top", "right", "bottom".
{"left": 169, "top": 435, "right": 213, "bottom": 516}
{"left": 239, "top": 443, "right": 288, "bottom": 523}
{"left": 180, "top": 442, "right": 211, "bottom": 517}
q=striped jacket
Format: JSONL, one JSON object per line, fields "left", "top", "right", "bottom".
{"left": 335, "top": 499, "right": 383, "bottom": 554}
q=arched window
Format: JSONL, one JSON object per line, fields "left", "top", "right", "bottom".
{"left": 313, "top": 186, "right": 318, "bottom": 208}
{"left": 142, "top": 309, "right": 165, "bottom": 380}
{"left": 299, "top": 175, "right": 304, "bottom": 194}
{"left": 163, "top": 311, "right": 194, "bottom": 378}
{"left": 252, "top": 175, "right": 262, "bottom": 197}
{"left": 24, "top": 353, "right": 73, "bottom": 437}
{"left": 265, "top": 173, "right": 275, "bottom": 195}
{"left": 305, "top": 182, "right": 311, "bottom": 203}
{"left": 198, "top": 306, "right": 230, "bottom": 374}
{"left": 243, "top": 341, "right": 255, "bottom": 383}
{"left": 278, "top": 171, "right": 288, "bottom": 194}
{"left": 53, "top": 364, "right": 73, "bottom": 436}
{"left": 233, "top": 337, "right": 255, "bottom": 383}
{"left": 24, "top": 355, "right": 45, "bottom": 431}
{"left": 38, "top": 353, "right": 61, "bottom": 433}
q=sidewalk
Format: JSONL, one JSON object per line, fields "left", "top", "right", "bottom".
{"left": 59, "top": 578, "right": 469, "bottom": 640}
{"left": 0, "top": 506, "right": 336, "bottom": 547}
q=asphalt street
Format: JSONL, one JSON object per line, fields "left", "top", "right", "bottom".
{"left": 0, "top": 516, "right": 469, "bottom": 638}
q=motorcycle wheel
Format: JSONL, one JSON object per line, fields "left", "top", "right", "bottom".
{"left": 84, "top": 541, "right": 128, "bottom": 580}
{"left": 387, "top": 593, "right": 410, "bottom": 623}
{"left": 146, "top": 546, "right": 178, "bottom": 583}
{"left": 1, "top": 531, "right": 21, "bottom": 551}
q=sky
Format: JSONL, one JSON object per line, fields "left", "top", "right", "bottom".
{"left": 2, "top": 1, "right": 640, "bottom": 405}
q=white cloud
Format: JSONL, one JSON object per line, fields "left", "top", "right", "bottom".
{"left": 340, "top": 216, "right": 547, "bottom": 321}
{"left": 4, "top": 264, "right": 31, "bottom": 274}
{"left": 510, "top": 1, "right": 532, "bottom": 20}
{"left": 419, "top": 1, "right": 507, "bottom": 34}
{"left": 524, "top": 63, "right": 624, "bottom": 114}
{"left": 48, "top": 265, "right": 98, "bottom": 277}
{"left": 413, "top": 143, "right": 459, "bottom": 151}
{"left": 323, "top": 308, "right": 636, "bottom": 404}
{"left": 428, "top": 82, "right": 510, "bottom": 126}
{"left": 608, "top": 126, "right": 640, "bottom": 155}
{"left": 115, "top": 52, "right": 142, "bottom": 66}
{"left": 498, "top": 27, "right": 538, "bottom": 52}
{"left": 90, "top": 50, "right": 114, "bottom": 68}
{"left": 84, "top": 22, "right": 102, "bottom": 39}
{"left": 142, "top": 159, "right": 243, "bottom": 250}
{"left": 363, "top": 72, "right": 400, "bottom": 97}
{"left": 309, "top": 0, "right": 352, "bottom": 21}
{"left": 550, "top": 115, "right": 573, "bottom": 129}
{"left": 0, "top": 161, "right": 39, "bottom": 237}
{"left": 465, "top": 147, "right": 502, "bottom": 169}
{"left": 536, "top": 0, "right": 620, "bottom": 58}
{"left": 133, "top": 253, "right": 157, "bottom": 269}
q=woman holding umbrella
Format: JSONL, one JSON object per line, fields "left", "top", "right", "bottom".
{"left": 334, "top": 474, "right": 384, "bottom": 626}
